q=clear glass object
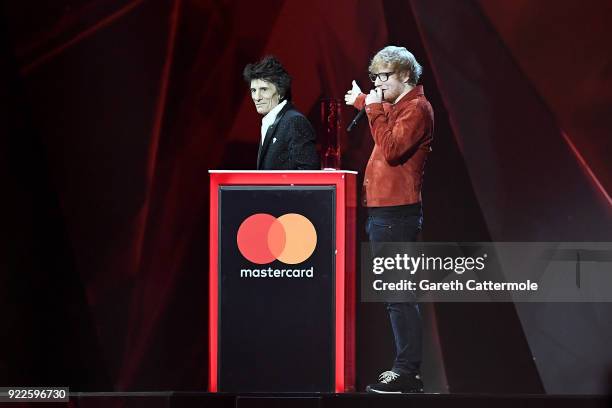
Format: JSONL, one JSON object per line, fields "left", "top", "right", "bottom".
{"left": 320, "top": 98, "right": 342, "bottom": 170}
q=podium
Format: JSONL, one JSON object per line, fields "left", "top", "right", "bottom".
{"left": 209, "top": 170, "right": 357, "bottom": 392}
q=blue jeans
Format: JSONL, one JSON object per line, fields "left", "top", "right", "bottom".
{"left": 366, "top": 206, "right": 423, "bottom": 375}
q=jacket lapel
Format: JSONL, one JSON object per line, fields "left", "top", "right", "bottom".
{"left": 257, "top": 102, "right": 292, "bottom": 169}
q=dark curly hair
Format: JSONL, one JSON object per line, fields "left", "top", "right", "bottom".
{"left": 243, "top": 56, "right": 292, "bottom": 101}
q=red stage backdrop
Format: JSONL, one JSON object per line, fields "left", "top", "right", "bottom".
{"left": 1, "top": 0, "right": 610, "bottom": 394}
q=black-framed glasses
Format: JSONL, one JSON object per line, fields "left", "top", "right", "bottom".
{"left": 369, "top": 72, "right": 394, "bottom": 82}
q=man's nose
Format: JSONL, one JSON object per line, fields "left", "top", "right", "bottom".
{"left": 374, "top": 77, "right": 383, "bottom": 87}
{"left": 253, "top": 90, "right": 261, "bottom": 100}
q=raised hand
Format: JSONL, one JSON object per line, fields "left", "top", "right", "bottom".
{"left": 344, "top": 80, "right": 362, "bottom": 106}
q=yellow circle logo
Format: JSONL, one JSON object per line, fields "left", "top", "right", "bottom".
{"left": 237, "top": 213, "right": 317, "bottom": 264}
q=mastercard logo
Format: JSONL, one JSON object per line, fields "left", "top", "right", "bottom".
{"left": 237, "top": 213, "right": 317, "bottom": 264}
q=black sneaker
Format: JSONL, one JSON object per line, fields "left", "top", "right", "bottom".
{"left": 365, "top": 370, "right": 424, "bottom": 394}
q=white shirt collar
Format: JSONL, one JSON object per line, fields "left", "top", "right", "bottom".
{"left": 261, "top": 99, "right": 288, "bottom": 145}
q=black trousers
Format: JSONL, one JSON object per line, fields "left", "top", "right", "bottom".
{"left": 366, "top": 204, "right": 423, "bottom": 375}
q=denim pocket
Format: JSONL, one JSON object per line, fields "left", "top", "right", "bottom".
{"left": 367, "top": 215, "right": 422, "bottom": 242}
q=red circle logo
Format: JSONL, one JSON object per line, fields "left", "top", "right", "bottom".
{"left": 237, "top": 213, "right": 317, "bottom": 264}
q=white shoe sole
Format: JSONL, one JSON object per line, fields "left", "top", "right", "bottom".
{"left": 367, "top": 389, "right": 402, "bottom": 394}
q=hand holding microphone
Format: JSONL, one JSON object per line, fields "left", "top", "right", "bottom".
{"left": 365, "top": 87, "right": 383, "bottom": 105}
{"left": 346, "top": 80, "right": 384, "bottom": 132}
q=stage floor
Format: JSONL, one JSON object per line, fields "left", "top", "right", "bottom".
{"left": 45, "top": 392, "right": 610, "bottom": 408}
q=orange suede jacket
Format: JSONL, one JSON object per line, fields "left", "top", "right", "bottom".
{"left": 354, "top": 85, "right": 434, "bottom": 207}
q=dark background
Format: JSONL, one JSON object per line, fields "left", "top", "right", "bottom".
{"left": 1, "top": 0, "right": 611, "bottom": 394}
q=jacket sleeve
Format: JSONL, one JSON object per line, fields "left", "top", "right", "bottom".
{"left": 366, "top": 101, "right": 426, "bottom": 163}
{"left": 354, "top": 93, "right": 367, "bottom": 111}
{"left": 288, "top": 115, "right": 321, "bottom": 170}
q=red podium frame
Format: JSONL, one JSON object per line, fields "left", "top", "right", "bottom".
{"left": 209, "top": 170, "right": 357, "bottom": 392}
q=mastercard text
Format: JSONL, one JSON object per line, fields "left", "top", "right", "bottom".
{"left": 240, "top": 267, "right": 314, "bottom": 278}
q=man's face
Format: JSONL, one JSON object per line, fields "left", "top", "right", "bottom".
{"left": 250, "top": 79, "right": 281, "bottom": 115}
{"left": 372, "top": 64, "right": 409, "bottom": 103}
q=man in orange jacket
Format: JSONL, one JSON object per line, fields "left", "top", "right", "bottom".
{"left": 345, "top": 46, "right": 434, "bottom": 393}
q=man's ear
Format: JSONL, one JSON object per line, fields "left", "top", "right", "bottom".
{"left": 400, "top": 71, "right": 411, "bottom": 84}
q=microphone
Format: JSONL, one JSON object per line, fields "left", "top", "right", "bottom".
{"left": 346, "top": 108, "right": 366, "bottom": 132}
{"left": 346, "top": 89, "right": 383, "bottom": 132}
